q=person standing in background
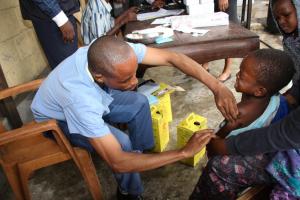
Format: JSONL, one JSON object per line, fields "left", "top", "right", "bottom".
{"left": 202, "top": 0, "right": 238, "bottom": 82}
{"left": 19, "top": 0, "right": 80, "bottom": 69}
{"left": 81, "top": 0, "right": 138, "bottom": 45}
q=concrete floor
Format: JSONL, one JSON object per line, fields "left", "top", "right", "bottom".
{"left": 2, "top": 0, "right": 283, "bottom": 199}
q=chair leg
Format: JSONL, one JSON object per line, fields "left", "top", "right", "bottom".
{"left": 18, "top": 163, "right": 34, "bottom": 200}
{"left": 74, "top": 148, "right": 103, "bottom": 200}
{"left": 2, "top": 164, "right": 25, "bottom": 200}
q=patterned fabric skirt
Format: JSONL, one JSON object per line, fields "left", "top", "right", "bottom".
{"left": 189, "top": 154, "right": 275, "bottom": 200}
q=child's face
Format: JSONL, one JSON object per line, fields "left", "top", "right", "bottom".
{"left": 234, "top": 57, "right": 263, "bottom": 95}
{"left": 273, "top": 0, "right": 298, "bottom": 34}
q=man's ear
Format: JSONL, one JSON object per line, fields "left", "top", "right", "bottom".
{"left": 253, "top": 86, "right": 268, "bottom": 97}
{"left": 93, "top": 73, "right": 104, "bottom": 84}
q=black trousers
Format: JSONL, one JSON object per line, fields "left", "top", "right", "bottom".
{"left": 32, "top": 15, "right": 78, "bottom": 69}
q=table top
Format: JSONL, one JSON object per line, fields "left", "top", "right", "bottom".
{"left": 125, "top": 20, "right": 260, "bottom": 64}
{"left": 125, "top": 21, "right": 259, "bottom": 48}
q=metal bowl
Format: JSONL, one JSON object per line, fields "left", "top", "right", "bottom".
{"left": 125, "top": 32, "right": 164, "bottom": 44}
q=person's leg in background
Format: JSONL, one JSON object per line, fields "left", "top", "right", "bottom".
{"left": 104, "top": 90, "right": 155, "bottom": 151}
{"left": 211, "top": 0, "right": 238, "bottom": 82}
{"left": 189, "top": 154, "right": 275, "bottom": 200}
{"left": 218, "top": 58, "right": 232, "bottom": 82}
{"left": 32, "top": 15, "right": 78, "bottom": 69}
{"left": 227, "top": 0, "right": 238, "bottom": 23}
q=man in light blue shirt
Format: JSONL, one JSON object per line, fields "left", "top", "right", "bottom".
{"left": 31, "top": 36, "right": 238, "bottom": 199}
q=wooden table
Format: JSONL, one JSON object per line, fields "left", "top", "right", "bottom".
{"left": 125, "top": 21, "right": 260, "bottom": 67}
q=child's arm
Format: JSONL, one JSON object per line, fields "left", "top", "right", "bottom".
{"left": 208, "top": 102, "right": 259, "bottom": 155}
{"left": 207, "top": 137, "right": 228, "bottom": 155}
{"left": 215, "top": 102, "right": 253, "bottom": 138}
{"left": 215, "top": 118, "right": 242, "bottom": 138}
{"left": 207, "top": 121, "right": 243, "bottom": 156}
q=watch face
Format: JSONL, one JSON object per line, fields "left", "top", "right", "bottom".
{"left": 214, "top": 120, "right": 227, "bottom": 134}
{"left": 219, "top": 120, "right": 227, "bottom": 129}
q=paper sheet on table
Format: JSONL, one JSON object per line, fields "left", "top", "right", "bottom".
{"left": 137, "top": 8, "right": 184, "bottom": 21}
{"left": 132, "top": 26, "right": 174, "bottom": 38}
{"left": 170, "top": 12, "right": 229, "bottom": 29}
{"left": 151, "top": 17, "right": 172, "bottom": 24}
{"left": 176, "top": 27, "right": 209, "bottom": 36}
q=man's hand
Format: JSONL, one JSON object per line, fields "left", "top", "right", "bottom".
{"left": 59, "top": 20, "right": 75, "bottom": 43}
{"left": 181, "top": 129, "right": 215, "bottom": 158}
{"left": 218, "top": 0, "right": 229, "bottom": 11}
{"left": 214, "top": 83, "right": 238, "bottom": 122}
{"left": 152, "top": 0, "right": 165, "bottom": 9}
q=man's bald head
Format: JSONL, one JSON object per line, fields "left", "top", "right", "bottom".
{"left": 87, "top": 36, "right": 135, "bottom": 77}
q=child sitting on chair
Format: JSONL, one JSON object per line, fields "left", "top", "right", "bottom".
{"left": 190, "top": 49, "right": 296, "bottom": 200}
{"left": 272, "top": 0, "right": 300, "bottom": 108}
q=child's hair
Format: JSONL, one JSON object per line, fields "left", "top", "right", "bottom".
{"left": 249, "top": 49, "right": 295, "bottom": 95}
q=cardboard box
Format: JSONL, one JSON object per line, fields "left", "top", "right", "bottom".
{"left": 150, "top": 105, "right": 170, "bottom": 152}
{"left": 186, "top": 3, "right": 214, "bottom": 15}
{"left": 184, "top": 0, "right": 199, "bottom": 5}
{"left": 177, "top": 113, "right": 207, "bottom": 166}
{"left": 152, "top": 83, "right": 173, "bottom": 123}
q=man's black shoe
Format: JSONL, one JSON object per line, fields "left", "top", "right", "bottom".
{"left": 116, "top": 188, "right": 144, "bottom": 200}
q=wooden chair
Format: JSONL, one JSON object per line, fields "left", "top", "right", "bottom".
{"left": 0, "top": 79, "right": 103, "bottom": 200}
{"left": 237, "top": 185, "right": 272, "bottom": 200}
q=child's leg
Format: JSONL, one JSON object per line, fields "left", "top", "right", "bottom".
{"left": 218, "top": 58, "right": 232, "bottom": 82}
{"left": 189, "top": 154, "right": 275, "bottom": 200}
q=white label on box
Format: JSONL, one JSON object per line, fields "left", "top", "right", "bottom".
{"left": 187, "top": 3, "right": 214, "bottom": 15}
{"left": 183, "top": 0, "right": 200, "bottom": 5}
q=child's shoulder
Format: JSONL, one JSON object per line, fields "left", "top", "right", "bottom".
{"left": 237, "top": 100, "right": 263, "bottom": 126}
{"left": 216, "top": 100, "right": 263, "bottom": 138}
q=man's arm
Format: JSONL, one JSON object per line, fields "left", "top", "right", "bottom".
{"left": 226, "top": 107, "right": 300, "bottom": 156}
{"left": 141, "top": 47, "right": 238, "bottom": 122}
{"left": 89, "top": 129, "right": 214, "bottom": 173}
{"left": 106, "top": 7, "right": 138, "bottom": 36}
{"left": 32, "top": 0, "right": 75, "bottom": 43}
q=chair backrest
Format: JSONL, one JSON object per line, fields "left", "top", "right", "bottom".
{"left": 0, "top": 79, "right": 82, "bottom": 167}
{"left": 0, "top": 79, "right": 43, "bottom": 100}
{"left": 0, "top": 79, "right": 44, "bottom": 133}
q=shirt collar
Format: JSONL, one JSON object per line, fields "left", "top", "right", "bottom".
{"left": 85, "top": 64, "right": 94, "bottom": 82}
{"left": 100, "top": 0, "right": 112, "bottom": 12}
